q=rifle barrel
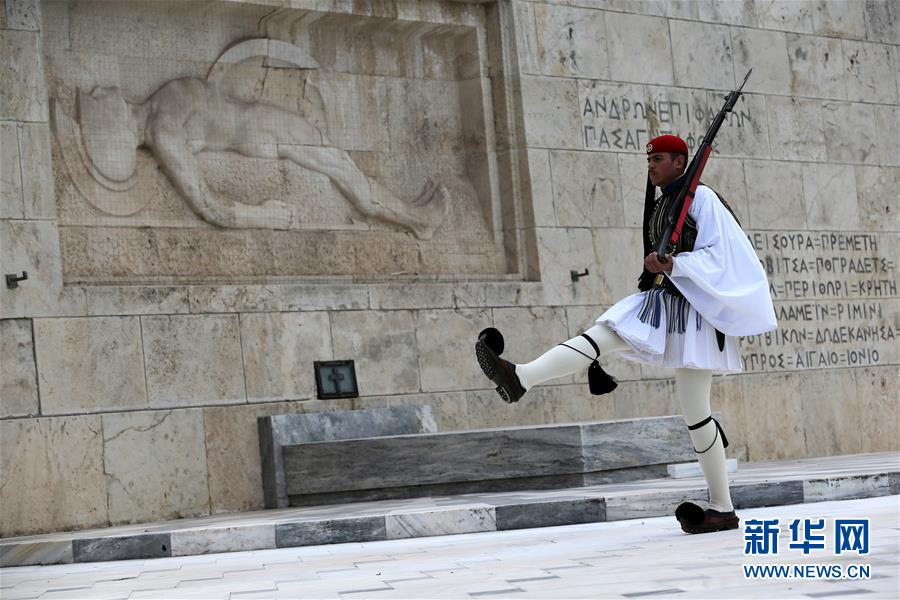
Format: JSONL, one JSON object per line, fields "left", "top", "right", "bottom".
{"left": 652, "top": 70, "right": 752, "bottom": 265}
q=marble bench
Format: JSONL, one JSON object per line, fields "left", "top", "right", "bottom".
{"left": 258, "top": 405, "right": 438, "bottom": 508}
{"left": 279, "top": 414, "right": 709, "bottom": 507}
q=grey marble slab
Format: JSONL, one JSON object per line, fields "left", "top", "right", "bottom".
{"left": 731, "top": 481, "right": 805, "bottom": 510}
{"left": 274, "top": 516, "right": 387, "bottom": 547}
{"left": 0, "top": 540, "right": 72, "bottom": 566}
{"left": 283, "top": 425, "right": 585, "bottom": 495}
{"left": 580, "top": 415, "right": 713, "bottom": 471}
{"left": 495, "top": 498, "right": 606, "bottom": 530}
{"left": 385, "top": 506, "right": 496, "bottom": 539}
{"left": 170, "top": 524, "right": 276, "bottom": 557}
{"left": 604, "top": 489, "right": 709, "bottom": 521}
{"left": 803, "top": 474, "right": 893, "bottom": 502}
{"left": 259, "top": 405, "right": 437, "bottom": 508}
{"left": 72, "top": 533, "right": 171, "bottom": 563}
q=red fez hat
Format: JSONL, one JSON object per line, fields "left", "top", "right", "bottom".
{"left": 646, "top": 135, "right": 688, "bottom": 155}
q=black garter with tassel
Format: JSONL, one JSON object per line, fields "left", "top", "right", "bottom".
{"left": 559, "top": 333, "right": 617, "bottom": 395}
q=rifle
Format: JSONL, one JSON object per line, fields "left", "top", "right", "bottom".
{"left": 655, "top": 69, "right": 752, "bottom": 267}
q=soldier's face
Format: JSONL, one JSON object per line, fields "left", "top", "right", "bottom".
{"left": 647, "top": 153, "right": 684, "bottom": 187}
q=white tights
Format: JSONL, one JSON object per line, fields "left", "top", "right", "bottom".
{"left": 515, "top": 322, "right": 734, "bottom": 513}
{"left": 675, "top": 368, "right": 734, "bottom": 512}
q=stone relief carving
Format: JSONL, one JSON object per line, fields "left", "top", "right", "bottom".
{"left": 52, "top": 39, "right": 450, "bottom": 240}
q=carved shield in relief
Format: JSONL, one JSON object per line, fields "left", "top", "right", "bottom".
{"left": 77, "top": 87, "right": 140, "bottom": 183}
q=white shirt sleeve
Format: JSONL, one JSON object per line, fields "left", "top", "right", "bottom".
{"left": 667, "top": 186, "right": 777, "bottom": 336}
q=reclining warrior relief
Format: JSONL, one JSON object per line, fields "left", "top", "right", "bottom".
{"left": 53, "top": 39, "right": 450, "bottom": 240}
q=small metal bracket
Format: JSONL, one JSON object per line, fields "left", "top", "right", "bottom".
{"left": 570, "top": 269, "right": 589, "bottom": 282}
{"left": 5, "top": 271, "right": 28, "bottom": 289}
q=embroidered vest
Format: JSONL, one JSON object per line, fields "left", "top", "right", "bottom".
{"left": 637, "top": 184, "right": 740, "bottom": 334}
{"left": 649, "top": 192, "right": 699, "bottom": 295}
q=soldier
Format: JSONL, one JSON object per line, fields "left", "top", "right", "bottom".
{"left": 475, "top": 134, "right": 777, "bottom": 534}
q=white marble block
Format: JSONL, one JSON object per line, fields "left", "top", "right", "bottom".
{"left": 533, "top": 3, "right": 609, "bottom": 80}
{"left": 604, "top": 12, "right": 674, "bottom": 85}
{"left": 766, "top": 96, "right": 827, "bottom": 162}
{"left": 670, "top": 20, "right": 734, "bottom": 89}
{"left": 330, "top": 310, "right": 420, "bottom": 396}
{"left": 17, "top": 122, "right": 54, "bottom": 218}
{"left": 812, "top": 0, "right": 867, "bottom": 39}
{"left": 874, "top": 105, "right": 900, "bottom": 166}
{"left": 4, "top": 0, "right": 42, "bottom": 32}
{"left": 550, "top": 150, "right": 623, "bottom": 228}
{"left": 0, "top": 122, "right": 24, "bottom": 218}
{"left": 698, "top": 0, "right": 758, "bottom": 27}
{"left": 756, "top": 0, "right": 814, "bottom": 34}
{"left": 33, "top": 316, "right": 148, "bottom": 414}
{"left": 592, "top": 228, "right": 644, "bottom": 305}
{"left": 801, "top": 163, "right": 860, "bottom": 229}
{"left": 0, "top": 220, "right": 86, "bottom": 319}
{"left": 786, "top": 33, "right": 847, "bottom": 99}
{"left": 521, "top": 75, "right": 582, "bottom": 149}
{"left": 0, "top": 29, "right": 48, "bottom": 121}
{"left": 0, "top": 319, "right": 38, "bottom": 418}
{"left": 854, "top": 165, "right": 900, "bottom": 231}
{"left": 822, "top": 101, "right": 878, "bottom": 164}
{"left": 240, "top": 311, "right": 332, "bottom": 402}
{"left": 416, "top": 307, "right": 493, "bottom": 392}
{"left": 102, "top": 408, "right": 210, "bottom": 525}
{"left": 731, "top": 28, "right": 792, "bottom": 96}
{"left": 141, "top": 314, "right": 246, "bottom": 407}
{"left": 863, "top": 0, "right": 900, "bottom": 44}
{"left": 744, "top": 160, "right": 806, "bottom": 230}
{"left": 0, "top": 416, "right": 107, "bottom": 537}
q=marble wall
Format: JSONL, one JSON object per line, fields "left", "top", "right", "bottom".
{"left": 0, "top": 0, "right": 897, "bottom": 538}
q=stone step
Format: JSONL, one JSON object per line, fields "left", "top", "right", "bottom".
{"left": 279, "top": 414, "right": 707, "bottom": 506}
{"left": 1, "top": 452, "right": 896, "bottom": 568}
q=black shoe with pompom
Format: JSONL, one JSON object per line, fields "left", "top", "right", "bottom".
{"left": 675, "top": 502, "right": 740, "bottom": 534}
{"left": 475, "top": 328, "right": 526, "bottom": 404}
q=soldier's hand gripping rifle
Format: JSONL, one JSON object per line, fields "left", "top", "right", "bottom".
{"left": 655, "top": 69, "right": 752, "bottom": 267}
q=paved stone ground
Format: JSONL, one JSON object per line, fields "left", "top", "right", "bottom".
{"left": 1, "top": 496, "right": 897, "bottom": 599}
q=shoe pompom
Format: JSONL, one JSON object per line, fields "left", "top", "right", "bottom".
{"left": 478, "top": 328, "right": 505, "bottom": 356}
{"left": 675, "top": 502, "right": 705, "bottom": 526}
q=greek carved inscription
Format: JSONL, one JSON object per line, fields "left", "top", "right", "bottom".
{"left": 741, "top": 231, "right": 898, "bottom": 372}
{"left": 751, "top": 233, "right": 896, "bottom": 300}
{"left": 579, "top": 91, "right": 753, "bottom": 152}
